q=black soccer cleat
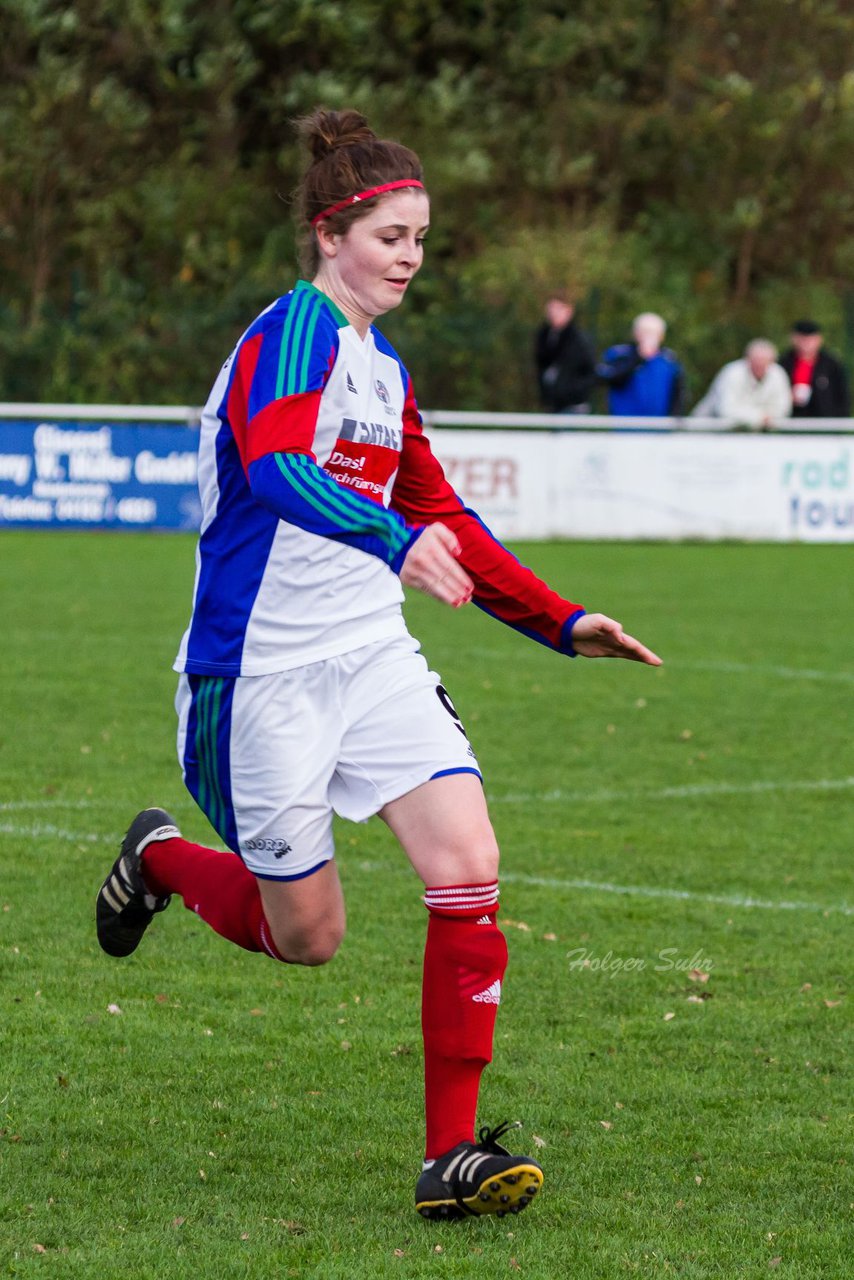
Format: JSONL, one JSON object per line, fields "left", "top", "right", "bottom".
{"left": 96, "top": 808, "right": 180, "bottom": 957}
{"left": 415, "top": 1121, "right": 544, "bottom": 1221}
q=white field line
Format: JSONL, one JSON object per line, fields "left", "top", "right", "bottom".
{"left": 490, "top": 776, "right": 854, "bottom": 806}
{"left": 498, "top": 871, "right": 854, "bottom": 918}
{"left": 0, "top": 798, "right": 115, "bottom": 812}
{"left": 354, "top": 860, "right": 853, "bottom": 919}
{"left": 458, "top": 651, "right": 854, "bottom": 685}
{"left": 4, "top": 798, "right": 851, "bottom": 918}
{"left": 676, "top": 659, "right": 854, "bottom": 684}
{"left": 0, "top": 821, "right": 105, "bottom": 843}
{"left": 3, "top": 812, "right": 847, "bottom": 920}
{"left": 0, "top": 799, "right": 113, "bottom": 844}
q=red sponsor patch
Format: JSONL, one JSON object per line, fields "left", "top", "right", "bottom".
{"left": 323, "top": 439, "right": 398, "bottom": 504}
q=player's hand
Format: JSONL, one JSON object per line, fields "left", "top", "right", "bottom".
{"left": 400, "top": 524, "right": 474, "bottom": 608}
{"left": 570, "top": 612, "right": 662, "bottom": 665}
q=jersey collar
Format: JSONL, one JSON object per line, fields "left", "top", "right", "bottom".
{"left": 295, "top": 279, "right": 350, "bottom": 329}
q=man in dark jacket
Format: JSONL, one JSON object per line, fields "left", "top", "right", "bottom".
{"left": 535, "top": 293, "right": 596, "bottom": 412}
{"left": 779, "top": 320, "right": 850, "bottom": 418}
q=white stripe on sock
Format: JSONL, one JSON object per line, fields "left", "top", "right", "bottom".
{"left": 424, "top": 883, "right": 498, "bottom": 899}
{"left": 423, "top": 883, "right": 499, "bottom": 911}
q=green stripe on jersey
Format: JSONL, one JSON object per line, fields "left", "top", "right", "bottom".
{"left": 293, "top": 456, "right": 408, "bottom": 553}
{"left": 195, "top": 680, "right": 211, "bottom": 821}
{"left": 274, "top": 292, "right": 302, "bottom": 401}
{"left": 274, "top": 454, "right": 371, "bottom": 539}
{"left": 295, "top": 279, "right": 349, "bottom": 329}
{"left": 207, "top": 678, "right": 226, "bottom": 839}
{"left": 283, "top": 292, "right": 309, "bottom": 398}
{"left": 275, "top": 281, "right": 348, "bottom": 400}
{"left": 275, "top": 453, "right": 407, "bottom": 557}
{"left": 298, "top": 301, "right": 322, "bottom": 394}
{"left": 195, "top": 678, "right": 226, "bottom": 838}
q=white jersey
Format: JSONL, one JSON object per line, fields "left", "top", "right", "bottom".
{"left": 175, "top": 280, "right": 584, "bottom": 679}
{"left": 175, "top": 283, "right": 414, "bottom": 676}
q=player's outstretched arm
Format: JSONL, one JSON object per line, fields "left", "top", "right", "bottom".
{"left": 570, "top": 612, "right": 662, "bottom": 665}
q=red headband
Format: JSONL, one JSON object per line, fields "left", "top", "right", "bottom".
{"left": 310, "top": 180, "right": 425, "bottom": 227}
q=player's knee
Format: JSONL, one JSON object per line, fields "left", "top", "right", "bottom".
{"left": 278, "top": 918, "right": 345, "bottom": 967}
{"left": 451, "top": 827, "right": 500, "bottom": 885}
{"left": 258, "top": 860, "right": 346, "bottom": 966}
{"left": 461, "top": 850, "right": 499, "bottom": 885}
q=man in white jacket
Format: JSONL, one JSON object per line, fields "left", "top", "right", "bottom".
{"left": 691, "top": 339, "right": 792, "bottom": 429}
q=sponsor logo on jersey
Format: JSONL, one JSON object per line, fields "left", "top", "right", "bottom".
{"left": 346, "top": 371, "right": 358, "bottom": 394}
{"left": 374, "top": 378, "right": 396, "bottom": 415}
{"left": 339, "top": 417, "right": 403, "bottom": 451}
{"left": 327, "top": 450, "right": 365, "bottom": 472}
{"left": 323, "top": 435, "right": 399, "bottom": 503}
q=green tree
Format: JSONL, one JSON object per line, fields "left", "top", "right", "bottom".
{"left": 1, "top": 0, "right": 852, "bottom": 408}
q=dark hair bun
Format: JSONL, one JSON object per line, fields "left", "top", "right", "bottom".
{"left": 299, "top": 109, "right": 377, "bottom": 161}
{"left": 294, "top": 106, "right": 425, "bottom": 275}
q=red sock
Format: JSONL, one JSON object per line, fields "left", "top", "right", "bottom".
{"left": 141, "top": 836, "right": 285, "bottom": 961}
{"left": 421, "top": 882, "right": 508, "bottom": 1160}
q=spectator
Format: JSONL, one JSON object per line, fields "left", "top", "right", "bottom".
{"left": 778, "top": 320, "right": 850, "bottom": 418}
{"left": 534, "top": 292, "right": 596, "bottom": 413}
{"left": 691, "top": 339, "right": 792, "bottom": 429}
{"left": 597, "top": 313, "right": 684, "bottom": 416}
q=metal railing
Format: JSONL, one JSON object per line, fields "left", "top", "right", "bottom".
{"left": 0, "top": 403, "right": 852, "bottom": 433}
{"left": 420, "top": 411, "right": 854, "bottom": 434}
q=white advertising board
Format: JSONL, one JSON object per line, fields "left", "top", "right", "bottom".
{"left": 431, "top": 430, "right": 853, "bottom": 542}
{"left": 432, "top": 430, "right": 555, "bottom": 539}
{"left": 1, "top": 404, "right": 851, "bottom": 542}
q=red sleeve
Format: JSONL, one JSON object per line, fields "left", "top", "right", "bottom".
{"left": 390, "top": 381, "right": 585, "bottom": 653}
{"left": 227, "top": 299, "right": 338, "bottom": 473}
{"left": 225, "top": 323, "right": 322, "bottom": 474}
{"left": 245, "top": 391, "right": 321, "bottom": 467}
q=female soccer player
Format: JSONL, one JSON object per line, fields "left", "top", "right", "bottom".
{"left": 97, "top": 109, "right": 660, "bottom": 1221}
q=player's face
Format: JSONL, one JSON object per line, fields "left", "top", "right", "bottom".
{"left": 314, "top": 190, "right": 430, "bottom": 335}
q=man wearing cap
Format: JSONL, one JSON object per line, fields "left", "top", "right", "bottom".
{"left": 779, "top": 321, "right": 850, "bottom": 418}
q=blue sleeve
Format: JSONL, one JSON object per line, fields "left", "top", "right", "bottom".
{"left": 248, "top": 286, "right": 341, "bottom": 417}
{"left": 596, "top": 344, "right": 640, "bottom": 385}
{"left": 248, "top": 451, "right": 422, "bottom": 572}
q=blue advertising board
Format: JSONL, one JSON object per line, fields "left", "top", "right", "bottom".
{"left": 0, "top": 419, "right": 201, "bottom": 531}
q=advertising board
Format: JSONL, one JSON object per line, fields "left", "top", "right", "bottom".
{"left": 0, "top": 419, "right": 201, "bottom": 531}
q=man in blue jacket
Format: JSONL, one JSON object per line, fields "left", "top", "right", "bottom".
{"left": 598, "top": 313, "right": 684, "bottom": 417}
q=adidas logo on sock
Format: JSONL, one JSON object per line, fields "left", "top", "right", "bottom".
{"left": 472, "top": 979, "right": 502, "bottom": 1005}
{"left": 475, "top": 915, "right": 492, "bottom": 925}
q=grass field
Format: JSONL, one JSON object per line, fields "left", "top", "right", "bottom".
{"left": 0, "top": 531, "right": 852, "bottom": 1279}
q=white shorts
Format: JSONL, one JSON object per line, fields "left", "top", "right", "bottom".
{"left": 175, "top": 634, "right": 481, "bottom": 881}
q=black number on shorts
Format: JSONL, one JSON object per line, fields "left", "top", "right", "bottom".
{"left": 436, "top": 684, "right": 467, "bottom": 737}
